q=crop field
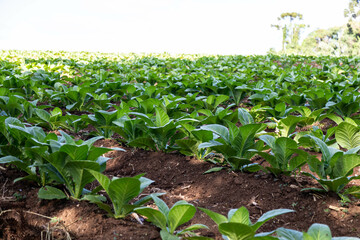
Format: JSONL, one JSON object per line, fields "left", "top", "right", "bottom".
{"left": 1, "top": 50, "right": 360, "bottom": 240}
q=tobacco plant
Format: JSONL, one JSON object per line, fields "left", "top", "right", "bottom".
{"left": 135, "top": 196, "right": 209, "bottom": 239}
{"left": 199, "top": 206, "right": 294, "bottom": 240}
{"left": 85, "top": 171, "right": 164, "bottom": 219}
{"left": 252, "top": 135, "right": 308, "bottom": 176}
{"left": 300, "top": 135, "right": 360, "bottom": 198}
{"left": 38, "top": 131, "right": 124, "bottom": 200}
{"left": 198, "top": 122, "right": 265, "bottom": 171}
{"left": 276, "top": 223, "right": 360, "bottom": 240}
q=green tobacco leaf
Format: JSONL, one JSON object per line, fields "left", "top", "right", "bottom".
{"left": 135, "top": 207, "right": 167, "bottom": 230}
{"left": 227, "top": 156, "right": 252, "bottom": 170}
{"left": 108, "top": 178, "right": 141, "bottom": 217}
{"left": 155, "top": 108, "right": 170, "bottom": 127}
{"left": 219, "top": 222, "right": 255, "bottom": 240}
{"left": 160, "top": 230, "right": 180, "bottom": 240}
{"left": 304, "top": 223, "right": 332, "bottom": 240}
{"left": 201, "top": 124, "right": 230, "bottom": 143}
{"left": 38, "top": 186, "right": 67, "bottom": 200}
{"left": 253, "top": 209, "right": 294, "bottom": 231}
{"left": 238, "top": 108, "right": 254, "bottom": 125}
{"left": 259, "top": 135, "right": 276, "bottom": 149}
{"left": 343, "top": 186, "right": 360, "bottom": 198}
{"left": 59, "top": 144, "right": 89, "bottom": 160}
{"left": 176, "top": 139, "right": 198, "bottom": 155}
{"left": 128, "top": 137, "right": 156, "bottom": 150}
{"left": 192, "top": 129, "right": 214, "bottom": 142}
{"left": 316, "top": 177, "right": 349, "bottom": 193}
{"left": 35, "top": 108, "right": 51, "bottom": 122}
{"left": 82, "top": 194, "right": 113, "bottom": 216}
{"left": 87, "top": 147, "right": 119, "bottom": 161}
{"left": 333, "top": 154, "right": 360, "bottom": 178}
{"left": 278, "top": 116, "right": 306, "bottom": 137}
{"left": 203, "top": 167, "right": 223, "bottom": 174}
{"left": 152, "top": 195, "right": 170, "bottom": 216}
{"left": 179, "top": 224, "right": 209, "bottom": 233}
{"left": 198, "top": 207, "right": 227, "bottom": 225}
{"left": 274, "top": 137, "right": 298, "bottom": 167}
{"left": 335, "top": 122, "right": 360, "bottom": 150}
{"left": 276, "top": 227, "right": 303, "bottom": 240}
{"left": 228, "top": 207, "right": 251, "bottom": 225}
{"left": 304, "top": 135, "right": 333, "bottom": 164}
{"left": 51, "top": 107, "right": 62, "bottom": 118}
{"left": 65, "top": 160, "right": 100, "bottom": 198}
{"left": 214, "top": 95, "right": 229, "bottom": 109}
{"left": 86, "top": 169, "right": 111, "bottom": 191}
{"left": 0, "top": 155, "right": 22, "bottom": 164}
{"left": 168, "top": 204, "right": 196, "bottom": 234}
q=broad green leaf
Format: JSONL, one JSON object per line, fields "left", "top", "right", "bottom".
{"left": 178, "top": 224, "right": 209, "bottom": 233}
{"left": 259, "top": 135, "right": 276, "bottom": 149}
{"left": 59, "top": 144, "right": 89, "bottom": 160}
{"left": 108, "top": 178, "right": 141, "bottom": 217}
{"left": 155, "top": 108, "right": 170, "bottom": 127}
{"left": 86, "top": 169, "right": 111, "bottom": 191}
{"left": 198, "top": 207, "right": 227, "bottom": 225}
{"left": 219, "top": 222, "right": 255, "bottom": 240}
{"left": 152, "top": 195, "right": 170, "bottom": 216}
{"left": 203, "top": 167, "right": 223, "bottom": 174}
{"left": 0, "top": 155, "right": 22, "bottom": 164}
{"left": 238, "top": 108, "right": 254, "bottom": 125}
{"left": 333, "top": 154, "right": 360, "bottom": 177}
{"left": 335, "top": 122, "right": 360, "bottom": 149}
{"left": 135, "top": 207, "right": 167, "bottom": 230}
{"left": 274, "top": 137, "right": 298, "bottom": 167}
{"left": 228, "top": 207, "right": 251, "bottom": 225}
{"left": 51, "top": 107, "right": 62, "bottom": 118}
{"left": 82, "top": 194, "right": 113, "bottom": 216}
{"left": 276, "top": 227, "right": 303, "bottom": 240}
{"left": 38, "top": 186, "right": 67, "bottom": 200}
{"left": 214, "top": 95, "right": 229, "bottom": 109}
{"left": 305, "top": 223, "right": 332, "bottom": 240}
{"left": 192, "top": 129, "right": 214, "bottom": 142}
{"left": 253, "top": 209, "right": 294, "bottom": 231}
{"left": 168, "top": 204, "right": 196, "bottom": 234}
{"left": 35, "top": 108, "right": 51, "bottom": 122}
{"left": 65, "top": 160, "right": 100, "bottom": 198}
{"left": 160, "top": 230, "right": 180, "bottom": 240}
{"left": 278, "top": 116, "right": 306, "bottom": 137}
{"left": 201, "top": 124, "right": 230, "bottom": 143}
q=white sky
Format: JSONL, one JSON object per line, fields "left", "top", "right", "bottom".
{"left": 0, "top": 0, "right": 349, "bottom": 55}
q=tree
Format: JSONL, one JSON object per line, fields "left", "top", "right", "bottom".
{"left": 271, "top": 12, "right": 308, "bottom": 53}
{"left": 344, "top": 0, "right": 360, "bottom": 21}
{"left": 299, "top": 21, "right": 360, "bottom": 56}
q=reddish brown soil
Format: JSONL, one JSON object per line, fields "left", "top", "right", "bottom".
{"left": 1, "top": 138, "right": 360, "bottom": 239}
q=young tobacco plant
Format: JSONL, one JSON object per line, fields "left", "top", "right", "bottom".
{"left": 276, "top": 223, "right": 360, "bottom": 240}
{"left": 175, "top": 122, "right": 213, "bottom": 160}
{"left": 28, "top": 107, "right": 69, "bottom": 130}
{"left": 87, "top": 109, "right": 123, "bottom": 138}
{"left": 198, "top": 122, "right": 265, "bottom": 171}
{"left": 135, "top": 195, "right": 210, "bottom": 240}
{"left": 84, "top": 170, "right": 164, "bottom": 219}
{"left": 128, "top": 108, "right": 185, "bottom": 152}
{"left": 251, "top": 135, "right": 308, "bottom": 177}
{"left": 0, "top": 117, "right": 57, "bottom": 186}
{"left": 299, "top": 135, "right": 360, "bottom": 199}
{"left": 38, "top": 131, "right": 124, "bottom": 200}
{"left": 199, "top": 206, "right": 294, "bottom": 240}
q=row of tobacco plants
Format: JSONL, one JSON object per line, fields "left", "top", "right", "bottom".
{"left": 1, "top": 50, "right": 360, "bottom": 239}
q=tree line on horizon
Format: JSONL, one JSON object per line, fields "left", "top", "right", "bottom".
{"left": 270, "top": 0, "right": 360, "bottom": 56}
